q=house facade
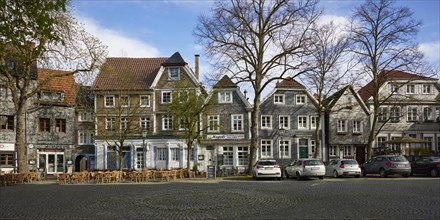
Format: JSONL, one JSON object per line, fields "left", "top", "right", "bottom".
{"left": 323, "top": 85, "right": 370, "bottom": 164}
{"left": 259, "top": 78, "right": 319, "bottom": 167}
{"left": 358, "top": 70, "right": 440, "bottom": 156}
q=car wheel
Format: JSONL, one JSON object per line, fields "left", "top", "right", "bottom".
{"left": 333, "top": 170, "right": 339, "bottom": 178}
{"left": 319, "top": 176, "right": 324, "bottom": 180}
{"left": 296, "top": 172, "right": 302, "bottom": 180}
{"left": 430, "top": 169, "right": 439, "bottom": 177}
{"left": 355, "top": 175, "right": 360, "bottom": 178}
{"left": 277, "top": 177, "right": 281, "bottom": 181}
{"left": 379, "top": 168, "right": 387, "bottom": 178}
{"left": 361, "top": 168, "right": 366, "bottom": 177}
{"left": 402, "top": 173, "right": 409, "bottom": 177}
{"left": 285, "top": 170, "right": 290, "bottom": 179}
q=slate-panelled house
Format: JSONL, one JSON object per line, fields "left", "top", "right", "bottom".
{"left": 92, "top": 52, "right": 205, "bottom": 170}
{"left": 323, "top": 85, "right": 370, "bottom": 164}
{"left": 259, "top": 78, "right": 319, "bottom": 167}
{"left": 201, "top": 75, "right": 252, "bottom": 173}
{"left": 358, "top": 70, "right": 440, "bottom": 156}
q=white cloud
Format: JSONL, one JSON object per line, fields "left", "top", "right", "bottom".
{"left": 318, "top": 14, "right": 350, "bottom": 28}
{"left": 78, "top": 16, "right": 160, "bottom": 58}
{"left": 419, "top": 41, "right": 440, "bottom": 64}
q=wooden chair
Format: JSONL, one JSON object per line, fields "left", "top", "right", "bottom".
{"left": 70, "top": 173, "right": 80, "bottom": 184}
{"left": 94, "top": 172, "right": 104, "bottom": 184}
{"left": 160, "top": 171, "right": 170, "bottom": 182}
{"left": 57, "top": 174, "right": 67, "bottom": 184}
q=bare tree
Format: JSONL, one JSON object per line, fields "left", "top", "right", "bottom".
{"left": 195, "top": 0, "right": 321, "bottom": 174}
{"left": 0, "top": 0, "right": 107, "bottom": 173}
{"left": 299, "top": 21, "right": 354, "bottom": 158}
{"left": 350, "top": 0, "right": 424, "bottom": 159}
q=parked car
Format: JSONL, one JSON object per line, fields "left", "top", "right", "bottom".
{"left": 410, "top": 157, "right": 440, "bottom": 177}
{"left": 360, "top": 155, "right": 411, "bottom": 178}
{"left": 325, "top": 159, "right": 361, "bottom": 178}
{"left": 252, "top": 159, "right": 281, "bottom": 180}
{"left": 284, "top": 159, "right": 325, "bottom": 180}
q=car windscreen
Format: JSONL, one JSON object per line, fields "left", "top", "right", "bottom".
{"left": 428, "top": 157, "right": 440, "bottom": 162}
{"left": 258, "top": 161, "right": 277, "bottom": 165}
{"left": 388, "top": 156, "right": 408, "bottom": 162}
{"left": 341, "top": 160, "right": 358, "bottom": 165}
{"left": 304, "top": 160, "right": 322, "bottom": 165}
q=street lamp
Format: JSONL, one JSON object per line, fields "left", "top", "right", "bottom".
{"left": 279, "top": 126, "right": 286, "bottom": 178}
{"left": 141, "top": 129, "right": 147, "bottom": 171}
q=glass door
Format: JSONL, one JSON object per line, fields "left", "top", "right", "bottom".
{"left": 48, "top": 154, "right": 55, "bottom": 173}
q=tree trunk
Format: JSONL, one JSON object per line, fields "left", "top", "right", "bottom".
{"left": 186, "top": 142, "right": 192, "bottom": 178}
{"left": 16, "top": 101, "right": 28, "bottom": 173}
{"left": 247, "top": 98, "right": 260, "bottom": 175}
{"left": 314, "top": 114, "right": 322, "bottom": 159}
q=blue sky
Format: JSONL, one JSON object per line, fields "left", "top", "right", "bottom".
{"left": 73, "top": 0, "right": 440, "bottom": 82}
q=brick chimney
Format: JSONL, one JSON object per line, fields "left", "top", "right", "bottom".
{"left": 195, "top": 54, "right": 200, "bottom": 80}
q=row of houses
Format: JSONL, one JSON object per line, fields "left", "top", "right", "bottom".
{"left": 1, "top": 52, "right": 439, "bottom": 174}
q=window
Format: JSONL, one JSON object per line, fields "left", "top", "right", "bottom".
{"left": 407, "top": 106, "right": 418, "bottom": 122}
{"left": 329, "top": 146, "right": 338, "bottom": 156}
{"left": 0, "top": 152, "right": 13, "bottom": 166}
{"left": 161, "top": 91, "right": 172, "bottom": 104}
{"left": 343, "top": 146, "right": 353, "bottom": 156}
{"left": 389, "top": 84, "right": 398, "bottom": 94}
{"left": 261, "top": 140, "right": 272, "bottom": 158}
{"left": 298, "top": 116, "right": 308, "bottom": 129}
{"left": 79, "top": 112, "right": 92, "bottom": 122}
{"left": 0, "top": 115, "right": 14, "bottom": 130}
{"left": 436, "top": 107, "right": 440, "bottom": 122}
{"left": 169, "top": 67, "right": 180, "bottom": 80}
{"left": 296, "top": 95, "right": 306, "bottom": 104}
{"left": 378, "top": 107, "right": 388, "bottom": 122}
{"left": 422, "top": 84, "right": 431, "bottom": 94}
{"left": 105, "top": 117, "right": 115, "bottom": 131}
{"left": 274, "top": 94, "right": 284, "bottom": 104}
{"left": 140, "top": 95, "right": 150, "bottom": 107}
{"left": 39, "top": 118, "right": 50, "bottom": 132}
{"left": 424, "top": 137, "right": 433, "bottom": 150}
{"left": 0, "top": 84, "right": 9, "bottom": 98}
{"left": 178, "top": 91, "right": 188, "bottom": 102}
{"left": 120, "top": 118, "right": 128, "bottom": 130}
{"left": 136, "top": 151, "right": 144, "bottom": 170}
{"left": 223, "top": 146, "right": 233, "bottom": 166}
{"left": 140, "top": 117, "right": 151, "bottom": 130}
{"left": 310, "top": 116, "right": 317, "bottom": 129}
{"left": 237, "top": 146, "right": 249, "bottom": 166}
{"left": 337, "top": 120, "right": 347, "bottom": 133}
{"left": 390, "top": 106, "right": 401, "bottom": 122}
{"left": 231, "top": 114, "right": 243, "bottom": 132}
{"left": 171, "top": 148, "right": 180, "bottom": 161}
{"left": 207, "top": 115, "right": 219, "bottom": 132}
{"left": 261, "top": 115, "right": 272, "bottom": 129}
{"left": 162, "top": 114, "right": 173, "bottom": 130}
{"left": 120, "top": 95, "right": 129, "bottom": 107}
{"left": 423, "top": 107, "right": 434, "bottom": 121}
{"left": 55, "top": 119, "right": 66, "bottom": 133}
{"left": 54, "top": 92, "right": 64, "bottom": 102}
{"left": 406, "top": 84, "right": 415, "bottom": 94}
{"left": 178, "top": 117, "right": 187, "bottom": 130}
{"left": 218, "top": 91, "right": 232, "bottom": 103}
{"left": 157, "top": 148, "right": 167, "bottom": 161}
{"left": 279, "top": 139, "right": 290, "bottom": 158}
{"left": 104, "top": 95, "right": 115, "bottom": 107}
{"left": 377, "top": 136, "right": 387, "bottom": 148}
{"left": 78, "top": 131, "right": 94, "bottom": 145}
{"left": 279, "top": 115, "right": 290, "bottom": 130}
{"left": 353, "top": 121, "right": 363, "bottom": 133}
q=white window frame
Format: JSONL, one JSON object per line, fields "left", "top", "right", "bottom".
{"left": 140, "top": 95, "right": 150, "bottom": 107}
{"left": 343, "top": 146, "right": 353, "bottom": 156}
{"left": 378, "top": 107, "right": 388, "bottom": 122}
{"left": 162, "top": 114, "right": 173, "bottom": 131}
{"left": 218, "top": 91, "right": 232, "bottom": 103}
{"left": 105, "top": 117, "right": 115, "bottom": 131}
{"left": 261, "top": 139, "right": 273, "bottom": 158}
{"left": 279, "top": 115, "right": 290, "bottom": 130}
{"left": 171, "top": 148, "right": 180, "bottom": 161}
{"left": 231, "top": 114, "right": 244, "bottom": 132}
{"left": 78, "top": 131, "right": 94, "bottom": 145}
{"left": 377, "top": 136, "right": 387, "bottom": 148}
{"left": 389, "top": 84, "right": 398, "bottom": 94}
{"left": 120, "top": 117, "right": 128, "bottom": 130}
{"left": 178, "top": 117, "right": 187, "bottom": 131}
{"left": 353, "top": 120, "right": 363, "bottom": 133}
{"left": 279, "top": 139, "right": 291, "bottom": 158}
{"left": 423, "top": 106, "right": 434, "bottom": 121}
{"left": 78, "top": 112, "right": 92, "bottom": 122}
{"left": 223, "top": 146, "right": 234, "bottom": 166}
{"left": 296, "top": 95, "right": 306, "bottom": 105}
{"left": 140, "top": 116, "right": 151, "bottom": 130}
{"left": 120, "top": 95, "right": 130, "bottom": 108}
{"left": 207, "top": 115, "right": 220, "bottom": 132}
{"left": 406, "top": 84, "right": 415, "bottom": 94}
{"left": 237, "top": 146, "right": 249, "bottom": 166}
{"left": 310, "top": 116, "right": 317, "bottom": 129}
{"left": 297, "top": 116, "right": 308, "bottom": 130}
{"left": 104, "top": 95, "right": 115, "bottom": 108}
{"left": 407, "top": 106, "right": 418, "bottom": 122}
{"left": 261, "top": 115, "right": 272, "bottom": 129}
{"left": 329, "top": 146, "right": 338, "bottom": 156}
{"left": 422, "top": 84, "right": 431, "bottom": 94}
{"left": 161, "top": 91, "right": 172, "bottom": 104}
{"left": 168, "top": 67, "right": 180, "bottom": 80}
{"left": 274, "top": 94, "right": 285, "bottom": 104}
{"left": 390, "top": 106, "right": 401, "bottom": 122}
{"left": 157, "top": 148, "right": 167, "bottom": 161}
{"left": 337, "top": 120, "right": 348, "bottom": 133}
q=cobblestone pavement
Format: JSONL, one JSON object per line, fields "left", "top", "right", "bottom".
{"left": 1, "top": 177, "right": 439, "bottom": 220}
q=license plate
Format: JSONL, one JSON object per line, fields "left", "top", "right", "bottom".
{"left": 398, "top": 164, "right": 405, "bottom": 168}
{"left": 311, "top": 167, "right": 319, "bottom": 170}
{"left": 265, "top": 168, "right": 273, "bottom": 170}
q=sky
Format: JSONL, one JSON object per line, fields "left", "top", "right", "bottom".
{"left": 73, "top": 0, "right": 440, "bottom": 88}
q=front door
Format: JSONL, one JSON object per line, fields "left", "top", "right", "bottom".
{"left": 299, "top": 138, "right": 309, "bottom": 159}
{"left": 356, "top": 145, "right": 366, "bottom": 164}
{"left": 38, "top": 151, "right": 64, "bottom": 174}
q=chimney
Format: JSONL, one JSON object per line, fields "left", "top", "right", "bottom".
{"left": 194, "top": 54, "right": 200, "bottom": 80}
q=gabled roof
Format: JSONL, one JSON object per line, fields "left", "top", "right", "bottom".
{"left": 92, "top": 57, "right": 167, "bottom": 90}
{"left": 275, "top": 77, "right": 306, "bottom": 89}
{"left": 161, "top": 52, "right": 187, "bottom": 67}
{"left": 213, "top": 75, "right": 237, "bottom": 88}
{"left": 325, "top": 85, "right": 369, "bottom": 114}
{"left": 38, "top": 68, "right": 75, "bottom": 106}
{"left": 358, "top": 70, "right": 437, "bottom": 101}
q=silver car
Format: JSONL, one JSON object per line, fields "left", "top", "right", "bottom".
{"left": 361, "top": 155, "right": 411, "bottom": 178}
{"left": 284, "top": 159, "right": 325, "bottom": 180}
{"left": 325, "top": 159, "right": 361, "bottom": 178}
{"left": 252, "top": 159, "right": 282, "bottom": 180}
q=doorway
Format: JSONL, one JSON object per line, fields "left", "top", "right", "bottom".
{"left": 75, "top": 155, "right": 88, "bottom": 172}
{"left": 38, "top": 151, "right": 64, "bottom": 174}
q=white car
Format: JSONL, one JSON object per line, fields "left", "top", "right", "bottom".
{"left": 284, "top": 159, "right": 325, "bottom": 180}
{"left": 252, "top": 159, "right": 282, "bottom": 180}
{"left": 325, "top": 159, "right": 361, "bottom": 178}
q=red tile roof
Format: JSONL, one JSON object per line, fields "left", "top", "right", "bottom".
{"left": 92, "top": 57, "right": 167, "bottom": 90}
{"left": 276, "top": 77, "right": 305, "bottom": 89}
{"left": 358, "top": 70, "right": 436, "bottom": 101}
{"left": 38, "top": 68, "right": 75, "bottom": 106}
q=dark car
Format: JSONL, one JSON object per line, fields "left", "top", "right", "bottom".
{"left": 361, "top": 155, "right": 411, "bottom": 178}
{"left": 410, "top": 157, "right": 440, "bottom": 177}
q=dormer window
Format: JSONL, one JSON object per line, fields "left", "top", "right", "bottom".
{"left": 218, "top": 91, "right": 232, "bottom": 103}
{"left": 40, "top": 91, "right": 64, "bottom": 102}
{"left": 406, "top": 84, "right": 415, "bottom": 94}
{"left": 422, "top": 84, "right": 431, "bottom": 94}
{"left": 274, "top": 94, "right": 285, "bottom": 104}
{"left": 169, "top": 67, "right": 180, "bottom": 80}
{"left": 296, "top": 95, "right": 306, "bottom": 104}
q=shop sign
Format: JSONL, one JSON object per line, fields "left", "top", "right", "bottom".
{"left": 0, "top": 143, "right": 15, "bottom": 150}
{"left": 206, "top": 134, "right": 244, "bottom": 140}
